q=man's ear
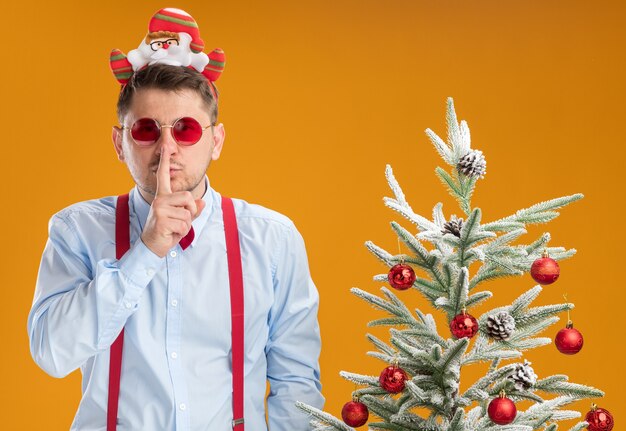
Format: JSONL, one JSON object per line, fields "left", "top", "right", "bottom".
{"left": 112, "top": 126, "right": 125, "bottom": 162}
{"left": 210, "top": 123, "right": 225, "bottom": 160}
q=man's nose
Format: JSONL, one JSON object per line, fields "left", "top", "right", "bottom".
{"left": 161, "top": 43, "right": 169, "bottom": 50}
{"left": 158, "top": 127, "right": 178, "bottom": 155}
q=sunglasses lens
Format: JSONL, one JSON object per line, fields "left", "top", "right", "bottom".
{"left": 173, "top": 117, "right": 203, "bottom": 145}
{"left": 131, "top": 118, "right": 160, "bottom": 145}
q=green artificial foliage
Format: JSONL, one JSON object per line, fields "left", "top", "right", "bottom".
{"left": 297, "top": 99, "right": 603, "bottom": 431}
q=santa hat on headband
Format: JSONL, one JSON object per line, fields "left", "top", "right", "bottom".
{"left": 149, "top": 8, "right": 205, "bottom": 53}
{"left": 109, "top": 7, "right": 225, "bottom": 94}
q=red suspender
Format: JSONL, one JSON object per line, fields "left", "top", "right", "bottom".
{"left": 108, "top": 194, "right": 129, "bottom": 431}
{"left": 109, "top": 194, "right": 245, "bottom": 430}
{"left": 222, "top": 197, "right": 245, "bottom": 430}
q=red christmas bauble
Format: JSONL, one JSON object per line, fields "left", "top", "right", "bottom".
{"left": 555, "top": 322, "right": 584, "bottom": 355}
{"left": 379, "top": 365, "right": 408, "bottom": 393}
{"left": 388, "top": 263, "right": 416, "bottom": 290}
{"left": 449, "top": 311, "right": 479, "bottom": 339}
{"left": 585, "top": 405, "right": 614, "bottom": 431}
{"left": 530, "top": 252, "right": 560, "bottom": 285}
{"left": 488, "top": 395, "right": 517, "bottom": 425}
{"left": 341, "top": 400, "right": 369, "bottom": 427}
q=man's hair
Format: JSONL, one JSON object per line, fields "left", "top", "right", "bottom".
{"left": 117, "top": 64, "right": 219, "bottom": 124}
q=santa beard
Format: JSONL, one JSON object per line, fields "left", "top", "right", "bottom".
{"left": 146, "top": 44, "right": 189, "bottom": 66}
{"left": 127, "top": 32, "right": 209, "bottom": 72}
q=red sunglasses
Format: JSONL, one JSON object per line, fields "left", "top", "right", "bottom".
{"left": 122, "top": 117, "right": 213, "bottom": 146}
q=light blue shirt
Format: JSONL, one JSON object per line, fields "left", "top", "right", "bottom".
{"left": 28, "top": 177, "right": 324, "bottom": 430}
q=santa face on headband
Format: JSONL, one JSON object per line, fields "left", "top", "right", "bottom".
{"left": 127, "top": 30, "right": 210, "bottom": 73}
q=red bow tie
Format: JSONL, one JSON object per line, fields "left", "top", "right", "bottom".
{"left": 179, "top": 226, "right": 195, "bottom": 250}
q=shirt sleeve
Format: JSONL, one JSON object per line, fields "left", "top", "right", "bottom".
{"left": 265, "top": 222, "right": 325, "bottom": 430}
{"left": 27, "top": 213, "right": 164, "bottom": 378}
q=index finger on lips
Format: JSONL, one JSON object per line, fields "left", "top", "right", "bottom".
{"left": 156, "top": 149, "right": 172, "bottom": 196}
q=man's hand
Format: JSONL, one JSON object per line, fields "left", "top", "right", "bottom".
{"left": 140, "top": 150, "right": 206, "bottom": 257}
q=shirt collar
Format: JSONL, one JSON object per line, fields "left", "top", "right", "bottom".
{"left": 130, "top": 175, "right": 214, "bottom": 249}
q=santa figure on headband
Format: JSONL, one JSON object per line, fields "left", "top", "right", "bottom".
{"left": 127, "top": 8, "right": 210, "bottom": 72}
{"left": 110, "top": 7, "right": 224, "bottom": 85}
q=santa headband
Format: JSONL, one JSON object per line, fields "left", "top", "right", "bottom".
{"left": 109, "top": 7, "right": 225, "bottom": 99}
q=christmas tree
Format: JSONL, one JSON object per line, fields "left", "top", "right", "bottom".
{"left": 296, "top": 98, "right": 613, "bottom": 431}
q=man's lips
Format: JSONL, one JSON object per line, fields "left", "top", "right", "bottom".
{"left": 151, "top": 166, "right": 183, "bottom": 174}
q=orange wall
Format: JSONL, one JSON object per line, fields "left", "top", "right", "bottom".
{"left": 3, "top": 0, "right": 624, "bottom": 428}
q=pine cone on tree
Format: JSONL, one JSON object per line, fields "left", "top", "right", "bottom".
{"left": 509, "top": 360, "right": 538, "bottom": 390}
{"left": 486, "top": 311, "right": 516, "bottom": 340}
{"left": 442, "top": 215, "right": 464, "bottom": 237}
{"left": 457, "top": 149, "right": 487, "bottom": 178}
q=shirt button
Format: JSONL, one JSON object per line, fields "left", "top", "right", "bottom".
{"left": 179, "top": 403, "right": 186, "bottom": 411}
{"left": 171, "top": 299, "right": 178, "bottom": 307}
{"left": 146, "top": 268, "right": 155, "bottom": 276}
{"left": 170, "top": 251, "right": 177, "bottom": 258}
{"left": 124, "top": 301, "right": 132, "bottom": 309}
{"left": 171, "top": 352, "right": 178, "bottom": 359}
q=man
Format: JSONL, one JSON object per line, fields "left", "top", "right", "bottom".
{"left": 27, "top": 8, "right": 323, "bottom": 431}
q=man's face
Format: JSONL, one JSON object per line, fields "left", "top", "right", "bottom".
{"left": 112, "top": 88, "right": 225, "bottom": 202}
